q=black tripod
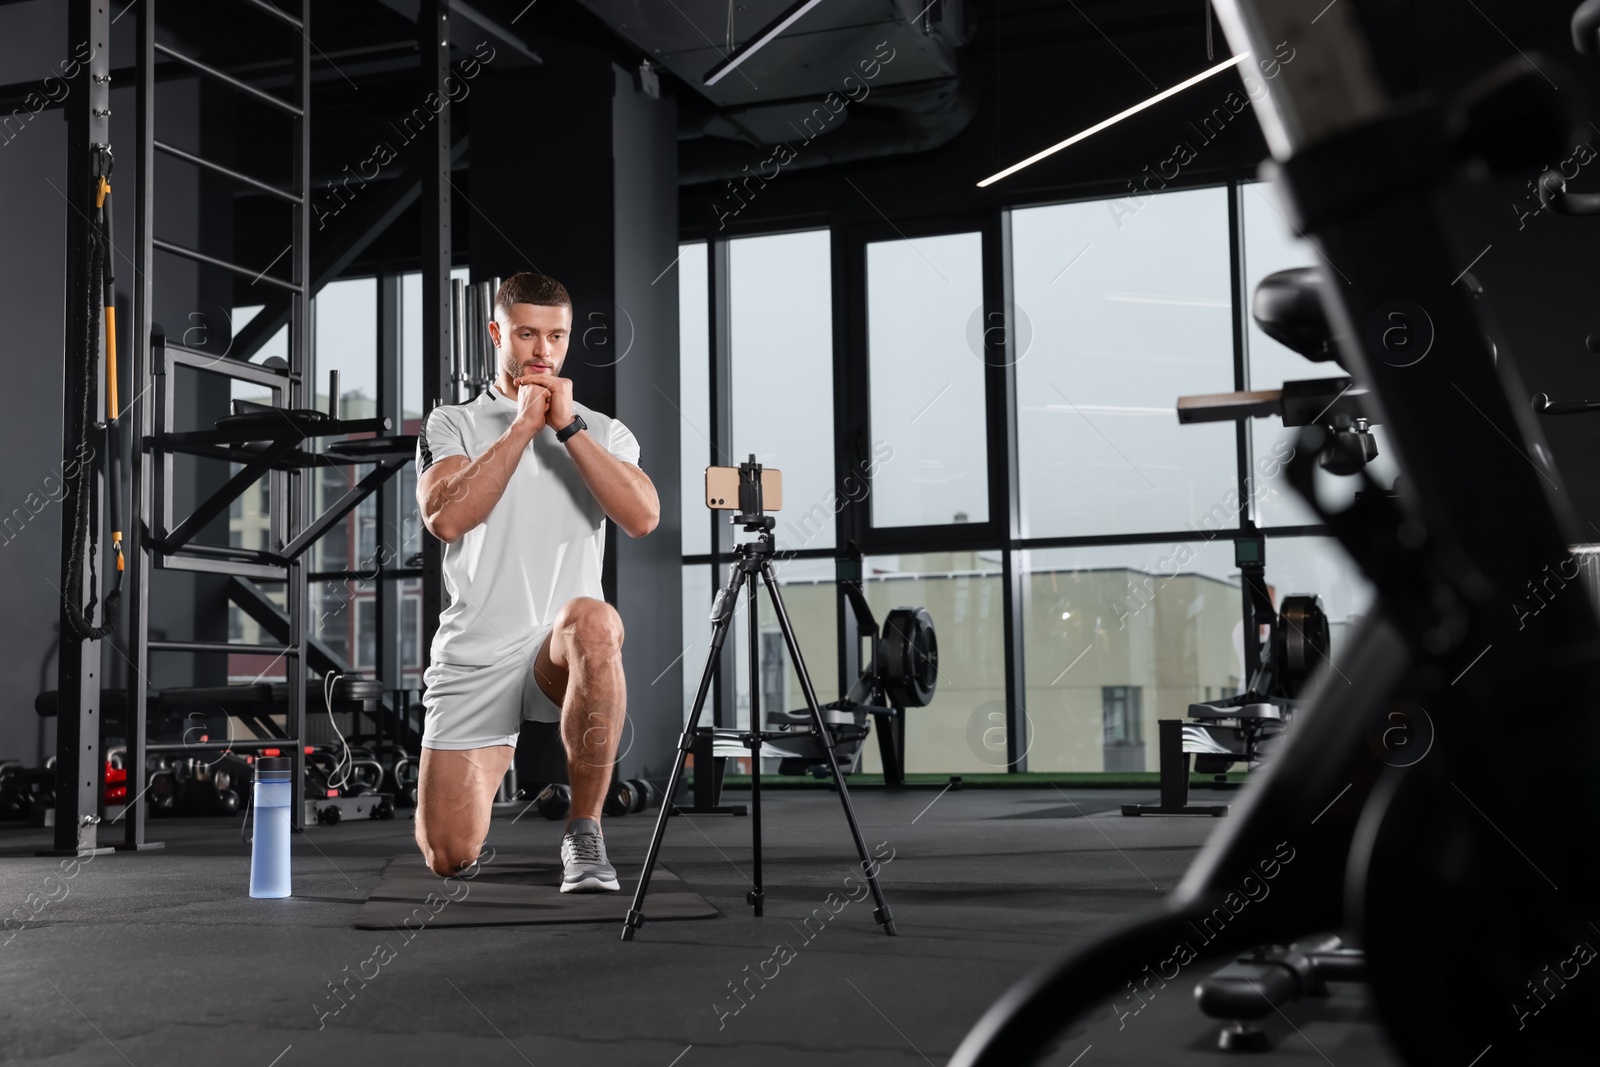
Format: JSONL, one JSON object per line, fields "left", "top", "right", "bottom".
{"left": 621, "top": 458, "right": 896, "bottom": 941}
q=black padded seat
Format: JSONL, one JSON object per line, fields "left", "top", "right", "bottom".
{"left": 213, "top": 406, "right": 335, "bottom": 435}
{"left": 153, "top": 678, "right": 382, "bottom": 712}
{"left": 323, "top": 434, "right": 418, "bottom": 461}
{"left": 275, "top": 677, "right": 384, "bottom": 703}
{"left": 1188, "top": 701, "right": 1283, "bottom": 721}
{"left": 1253, "top": 267, "right": 1339, "bottom": 362}
{"left": 158, "top": 683, "right": 276, "bottom": 709}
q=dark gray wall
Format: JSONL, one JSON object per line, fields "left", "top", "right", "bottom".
{"left": 611, "top": 63, "right": 683, "bottom": 790}
{"left": 0, "top": 0, "right": 70, "bottom": 765}
{"left": 0, "top": 1, "right": 217, "bottom": 766}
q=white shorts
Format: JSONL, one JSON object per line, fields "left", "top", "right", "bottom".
{"left": 420, "top": 626, "right": 563, "bottom": 750}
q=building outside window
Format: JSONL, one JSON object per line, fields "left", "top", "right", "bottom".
{"left": 1101, "top": 685, "right": 1144, "bottom": 771}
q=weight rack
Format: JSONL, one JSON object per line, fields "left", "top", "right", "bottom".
{"left": 76, "top": 0, "right": 404, "bottom": 844}
{"left": 115, "top": 0, "right": 317, "bottom": 846}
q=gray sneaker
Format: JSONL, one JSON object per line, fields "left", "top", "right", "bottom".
{"left": 560, "top": 818, "right": 620, "bottom": 893}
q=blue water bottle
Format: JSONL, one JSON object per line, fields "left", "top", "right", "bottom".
{"left": 250, "top": 756, "right": 293, "bottom": 898}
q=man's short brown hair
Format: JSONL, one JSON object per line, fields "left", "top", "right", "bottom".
{"left": 495, "top": 272, "right": 571, "bottom": 317}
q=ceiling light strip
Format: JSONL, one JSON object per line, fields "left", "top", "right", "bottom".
{"left": 976, "top": 54, "right": 1250, "bottom": 188}
{"left": 703, "top": 0, "right": 828, "bottom": 87}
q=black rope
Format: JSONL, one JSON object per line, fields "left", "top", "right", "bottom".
{"left": 62, "top": 173, "right": 117, "bottom": 642}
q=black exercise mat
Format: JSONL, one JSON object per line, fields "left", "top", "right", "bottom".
{"left": 352, "top": 849, "right": 720, "bottom": 928}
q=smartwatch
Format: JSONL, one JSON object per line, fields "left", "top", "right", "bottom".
{"left": 555, "top": 413, "right": 587, "bottom": 444}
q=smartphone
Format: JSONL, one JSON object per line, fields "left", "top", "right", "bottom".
{"left": 706, "top": 466, "right": 782, "bottom": 511}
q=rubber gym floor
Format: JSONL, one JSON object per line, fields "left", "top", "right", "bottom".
{"left": 0, "top": 787, "right": 1401, "bottom": 1066}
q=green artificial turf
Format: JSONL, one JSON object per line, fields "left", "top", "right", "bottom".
{"left": 682, "top": 770, "right": 1249, "bottom": 789}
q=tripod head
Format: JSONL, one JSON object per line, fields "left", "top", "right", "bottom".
{"left": 732, "top": 455, "right": 775, "bottom": 533}
{"left": 706, "top": 454, "right": 781, "bottom": 540}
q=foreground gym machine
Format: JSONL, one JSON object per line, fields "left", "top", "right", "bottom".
{"left": 950, "top": 2, "right": 1600, "bottom": 1063}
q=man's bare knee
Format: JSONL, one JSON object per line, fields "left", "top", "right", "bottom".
{"left": 562, "top": 598, "right": 624, "bottom": 658}
{"left": 419, "top": 836, "right": 485, "bottom": 878}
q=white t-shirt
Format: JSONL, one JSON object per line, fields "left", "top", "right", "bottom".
{"left": 415, "top": 385, "right": 641, "bottom": 665}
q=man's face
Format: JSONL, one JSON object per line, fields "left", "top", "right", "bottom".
{"left": 489, "top": 302, "right": 572, "bottom": 386}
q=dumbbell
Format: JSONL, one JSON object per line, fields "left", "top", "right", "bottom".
{"left": 534, "top": 783, "right": 571, "bottom": 820}
{"left": 604, "top": 779, "right": 634, "bottom": 817}
{"left": 149, "top": 770, "right": 177, "bottom": 815}
{"left": 602, "top": 778, "right": 658, "bottom": 816}
{"left": 214, "top": 788, "right": 241, "bottom": 816}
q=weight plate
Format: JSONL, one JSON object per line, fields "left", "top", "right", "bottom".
{"left": 879, "top": 607, "right": 938, "bottom": 708}
{"left": 1277, "top": 594, "right": 1330, "bottom": 697}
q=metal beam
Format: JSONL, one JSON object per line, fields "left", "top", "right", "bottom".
{"left": 375, "top": 0, "right": 542, "bottom": 68}
{"left": 157, "top": 435, "right": 303, "bottom": 553}
{"left": 228, "top": 576, "right": 351, "bottom": 679}
{"left": 275, "top": 458, "right": 409, "bottom": 562}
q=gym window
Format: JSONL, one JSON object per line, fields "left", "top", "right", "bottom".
{"left": 1012, "top": 187, "right": 1235, "bottom": 538}
{"left": 675, "top": 180, "right": 1379, "bottom": 774}
{"left": 864, "top": 230, "right": 989, "bottom": 529}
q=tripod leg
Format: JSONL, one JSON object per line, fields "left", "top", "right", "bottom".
{"left": 621, "top": 560, "right": 746, "bottom": 941}
{"left": 746, "top": 574, "right": 764, "bottom": 916}
{"left": 760, "top": 561, "right": 896, "bottom": 936}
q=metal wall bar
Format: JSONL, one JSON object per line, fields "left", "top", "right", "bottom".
{"left": 151, "top": 238, "right": 301, "bottom": 291}
{"left": 285, "top": 0, "right": 312, "bottom": 828}
{"left": 376, "top": 271, "right": 405, "bottom": 706}
{"left": 152, "top": 140, "right": 301, "bottom": 204}
{"left": 123, "top": 0, "right": 159, "bottom": 852}
{"left": 152, "top": 42, "right": 303, "bottom": 116}
{"left": 418, "top": 0, "right": 453, "bottom": 690}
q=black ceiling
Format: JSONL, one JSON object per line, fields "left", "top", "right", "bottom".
{"left": 75, "top": 0, "right": 1596, "bottom": 274}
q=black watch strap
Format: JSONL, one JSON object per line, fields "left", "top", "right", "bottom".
{"left": 555, "top": 413, "right": 587, "bottom": 444}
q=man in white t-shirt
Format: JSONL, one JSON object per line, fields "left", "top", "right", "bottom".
{"left": 412, "top": 272, "right": 659, "bottom": 892}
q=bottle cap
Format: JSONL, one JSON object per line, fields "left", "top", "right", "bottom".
{"left": 255, "top": 756, "right": 293, "bottom": 779}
